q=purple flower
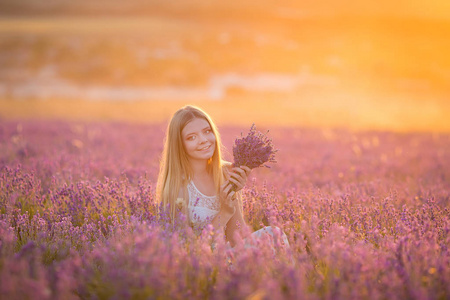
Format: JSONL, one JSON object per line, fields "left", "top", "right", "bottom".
{"left": 232, "top": 124, "right": 277, "bottom": 169}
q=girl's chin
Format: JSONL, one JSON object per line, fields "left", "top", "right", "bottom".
{"left": 189, "top": 156, "right": 213, "bottom": 162}
{"left": 200, "top": 153, "right": 214, "bottom": 160}
{"left": 192, "top": 151, "right": 214, "bottom": 160}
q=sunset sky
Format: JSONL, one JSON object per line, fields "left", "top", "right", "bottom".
{"left": 0, "top": 1, "right": 449, "bottom": 131}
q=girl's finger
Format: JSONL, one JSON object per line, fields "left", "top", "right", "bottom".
{"left": 241, "top": 166, "right": 251, "bottom": 175}
{"left": 221, "top": 180, "right": 229, "bottom": 189}
{"left": 232, "top": 167, "right": 246, "bottom": 177}
{"left": 223, "top": 182, "right": 233, "bottom": 194}
{"left": 233, "top": 167, "right": 250, "bottom": 182}
{"left": 222, "top": 179, "right": 232, "bottom": 188}
{"left": 228, "top": 176, "right": 239, "bottom": 184}
{"left": 229, "top": 172, "right": 244, "bottom": 182}
{"left": 228, "top": 177, "right": 243, "bottom": 189}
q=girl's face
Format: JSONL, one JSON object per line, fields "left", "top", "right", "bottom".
{"left": 181, "top": 118, "right": 216, "bottom": 161}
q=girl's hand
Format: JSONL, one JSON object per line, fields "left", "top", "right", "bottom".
{"left": 219, "top": 181, "right": 236, "bottom": 216}
{"left": 228, "top": 166, "right": 252, "bottom": 193}
{"left": 210, "top": 181, "right": 237, "bottom": 232}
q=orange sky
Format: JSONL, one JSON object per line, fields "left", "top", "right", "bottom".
{"left": 0, "top": 2, "right": 449, "bottom": 132}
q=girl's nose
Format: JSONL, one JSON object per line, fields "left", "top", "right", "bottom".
{"left": 199, "top": 134, "right": 207, "bottom": 143}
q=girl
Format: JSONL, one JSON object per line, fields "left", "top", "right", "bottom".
{"left": 157, "top": 105, "right": 288, "bottom": 248}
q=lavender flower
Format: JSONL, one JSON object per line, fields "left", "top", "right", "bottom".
{"left": 1, "top": 121, "right": 449, "bottom": 300}
{"left": 233, "top": 124, "right": 277, "bottom": 169}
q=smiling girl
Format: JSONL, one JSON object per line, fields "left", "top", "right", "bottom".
{"left": 156, "top": 105, "right": 251, "bottom": 245}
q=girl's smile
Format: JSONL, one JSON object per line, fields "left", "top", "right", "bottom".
{"left": 198, "top": 144, "right": 212, "bottom": 151}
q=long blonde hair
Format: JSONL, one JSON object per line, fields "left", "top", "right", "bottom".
{"left": 157, "top": 105, "right": 225, "bottom": 223}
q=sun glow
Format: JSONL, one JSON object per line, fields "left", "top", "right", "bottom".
{"left": 0, "top": 1, "right": 449, "bottom": 131}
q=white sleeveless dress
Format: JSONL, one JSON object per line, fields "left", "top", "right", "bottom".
{"left": 186, "top": 181, "right": 220, "bottom": 230}
{"left": 186, "top": 181, "right": 290, "bottom": 251}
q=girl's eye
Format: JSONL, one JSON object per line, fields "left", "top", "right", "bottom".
{"left": 187, "top": 135, "right": 196, "bottom": 141}
{"left": 205, "top": 130, "right": 211, "bottom": 134}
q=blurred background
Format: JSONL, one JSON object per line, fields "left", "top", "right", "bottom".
{"left": 0, "top": 0, "right": 449, "bottom": 131}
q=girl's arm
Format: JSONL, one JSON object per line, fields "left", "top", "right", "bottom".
{"left": 210, "top": 180, "right": 236, "bottom": 233}
{"left": 212, "top": 163, "right": 251, "bottom": 240}
{"left": 210, "top": 206, "right": 235, "bottom": 233}
{"left": 223, "top": 165, "right": 252, "bottom": 246}
{"left": 225, "top": 191, "right": 250, "bottom": 247}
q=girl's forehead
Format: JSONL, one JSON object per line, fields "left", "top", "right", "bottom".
{"left": 182, "top": 118, "right": 211, "bottom": 135}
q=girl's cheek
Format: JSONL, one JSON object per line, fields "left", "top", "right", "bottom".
{"left": 188, "top": 142, "right": 196, "bottom": 149}
{"left": 184, "top": 140, "right": 194, "bottom": 151}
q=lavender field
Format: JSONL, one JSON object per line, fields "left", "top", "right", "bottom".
{"left": 0, "top": 120, "right": 449, "bottom": 299}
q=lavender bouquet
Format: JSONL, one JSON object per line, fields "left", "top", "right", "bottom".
{"left": 232, "top": 124, "right": 277, "bottom": 170}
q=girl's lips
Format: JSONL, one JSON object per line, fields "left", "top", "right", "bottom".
{"left": 198, "top": 144, "right": 211, "bottom": 151}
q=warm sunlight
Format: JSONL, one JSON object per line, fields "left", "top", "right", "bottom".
{"left": 1, "top": 2, "right": 449, "bottom": 299}
{"left": 0, "top": 1, "right": 449, "bottom": 131}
